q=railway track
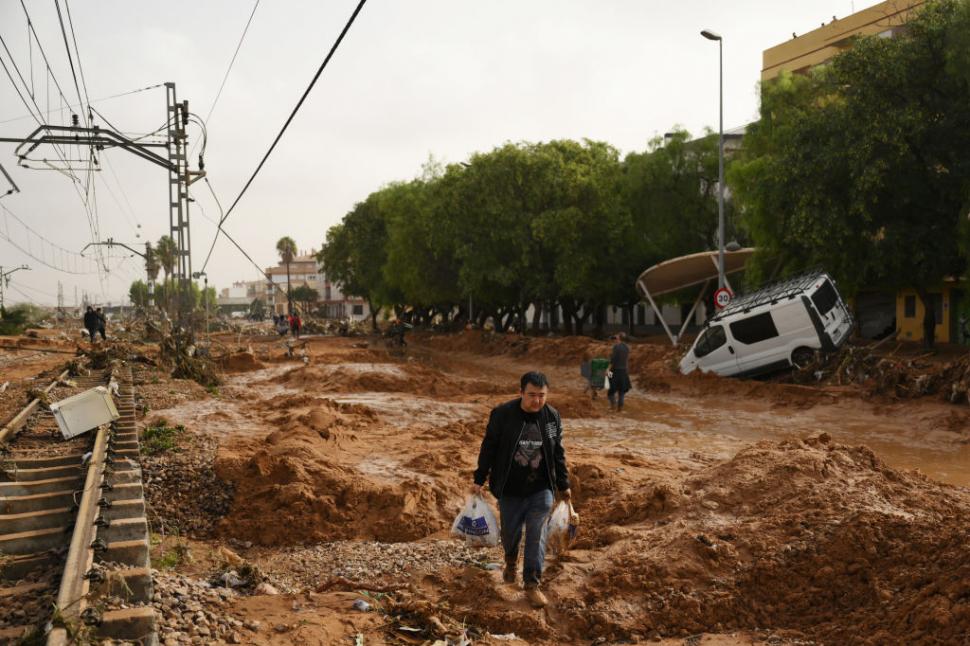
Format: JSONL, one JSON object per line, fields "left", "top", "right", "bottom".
{"left": 0, "top": 362, "right": 155, "bottom": 644}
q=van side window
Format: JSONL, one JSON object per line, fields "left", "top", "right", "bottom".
{"left": 811, "top": 280, "right": 838, "bottom": 316}
{"left": 730, "top": 312, "right": 779, "bottom": 345}
{"left": 695, "top": 325, "right": 726, "bottom": 358}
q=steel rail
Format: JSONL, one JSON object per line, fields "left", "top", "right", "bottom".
{"left": 46, "top": 422, "right": 109, "bottom": 645}
{"left": 0, "top": 367, "right": 70, "bottom": 444}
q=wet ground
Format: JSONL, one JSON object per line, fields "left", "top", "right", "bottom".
{"left": 150, "top": 338, "right": 970, "bottom": 488}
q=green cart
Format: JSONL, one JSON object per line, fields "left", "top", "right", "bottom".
{"left": 580, "top": 357, "right": 610, "bottom": 399}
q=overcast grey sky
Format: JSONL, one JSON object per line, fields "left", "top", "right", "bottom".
{"left": 0, "top": 0, "right": 864, "bottom": 307}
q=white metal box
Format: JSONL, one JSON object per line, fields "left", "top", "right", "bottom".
{"left": 49, "top": 386, "right": 120, "bottom": 440}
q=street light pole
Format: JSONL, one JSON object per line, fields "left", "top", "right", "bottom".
{"left": 701, "top": 29, "right": 726, "bottom": 290}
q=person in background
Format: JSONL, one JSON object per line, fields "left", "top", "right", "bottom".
{"left": 96, "top": 307, "right": 107, "bottom": 340}
{"left": 607, "top": 333, "right": 631, "bottom": 411}
{"left": 83, "top": 306, "right": 99, "bottom": 343}
{"left": 292, "top": 312, "right": 303, "bottom": 339}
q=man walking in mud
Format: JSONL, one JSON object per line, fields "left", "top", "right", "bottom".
{"left": 472, "top": 371, "right": 571, "bottom": 608}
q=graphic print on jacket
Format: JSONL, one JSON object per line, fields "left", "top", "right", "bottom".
{"left": 504, "top": 412, "right": 551, "bottom": 496}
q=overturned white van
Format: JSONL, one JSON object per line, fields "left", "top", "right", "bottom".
{"left": 679, "top": 272, "right": 853, "bottom": 377}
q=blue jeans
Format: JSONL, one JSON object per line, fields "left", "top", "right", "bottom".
{"left": 499, "top": 488, "right": 553, "bottom": 585}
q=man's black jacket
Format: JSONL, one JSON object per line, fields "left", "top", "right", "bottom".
{"left": 473, "top": 398, "right": 570, "bottom": 499}
{"left": 83, "top": 310, "right": 99, "bottom": 330}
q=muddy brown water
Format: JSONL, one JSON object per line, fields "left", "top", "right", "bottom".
{"left": 153, "top": 357, "right": 970, "bottom": 488}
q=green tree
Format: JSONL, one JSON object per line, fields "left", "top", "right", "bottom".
{"left": 291, "top": 284, "right": 319, "bottom": 313}
{"left": 129, "top": 280, "right": 150, "bottom": 308}
{"left": 249, "top": 297, "right": 266, "bottom": 320}
{"left": 381, "top": 173, "right": 462, "bottom": 324}
{"left": 730, "top": 1, "right": 970, "bottom": 344}
{"left": 318, "top": 198, "right": 397, "bottom": 330}
{"left": 276, "top": 236, "right": 297, "bottom": 315}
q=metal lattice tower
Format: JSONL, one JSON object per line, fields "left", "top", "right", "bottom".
{"left": 165, "top": 83, "right": 192, "bottom": 306}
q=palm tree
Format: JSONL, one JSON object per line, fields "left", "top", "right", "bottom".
{"left": 276, "top": 236, "right": 297, "bottom": 315}
{"left": 144, "top": 242, "right": 159, "bottom": 308}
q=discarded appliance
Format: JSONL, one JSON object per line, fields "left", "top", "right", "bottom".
{"left": 680, "top": 271, "right": 853, "bottom": 378}
{"left": 49, "top": 386, "right": 120, "bottom": 439}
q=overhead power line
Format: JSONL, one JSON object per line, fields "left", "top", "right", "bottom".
{"left": 0, "top": 202, "right": 100, "bottom": 275}
{"left": 205, "top": 0, "right": 259, "bottom": 127}
{"left": 53, "top": 0, "right": 85, "bottom": 118}
{"left": 18, "top": 0, "right": 73, "bottom": 114}
{"left": 0, "top": 83, "right": 165, "bottom": 126}
{"left": 200, "top": 0, "right": 368, "bottom": 273}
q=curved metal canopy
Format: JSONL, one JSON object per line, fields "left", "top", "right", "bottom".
{"left": 636, "top": 248, "right": 756, "bottom": 299}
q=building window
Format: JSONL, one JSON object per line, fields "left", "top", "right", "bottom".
{"left": 352, "top": 304, "right": 363, "bottom": 315}
{"left": 904, "top": 295, "right": 916, "bottom": 318}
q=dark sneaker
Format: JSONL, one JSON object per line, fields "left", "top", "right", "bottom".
{"left": 503, "top": 561, "right": 517, "bottom": 584}
{"left": 525, "top": 585, "right": 547, "bottom": 608}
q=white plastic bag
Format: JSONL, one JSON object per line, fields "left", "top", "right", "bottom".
{"left": 545, "top": 500, "right": 579, "bottom": 555}
{"left": 451, "top": 494, "right": 500, "bottom": 547}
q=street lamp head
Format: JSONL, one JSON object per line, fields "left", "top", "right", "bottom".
{"left": 700, "top": 29, "right": 722, "bottom": 41}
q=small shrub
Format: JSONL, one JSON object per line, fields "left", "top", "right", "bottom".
{"left": 141, "top": 421, "right": 185, "bottom": 455}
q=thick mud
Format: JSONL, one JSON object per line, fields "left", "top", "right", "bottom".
{"left": 137, "top": 332, "right": 970, "bottom": 644}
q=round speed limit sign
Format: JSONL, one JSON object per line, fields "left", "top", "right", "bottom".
{"left": 714, "top": 287, "right": 733, "bottom": 310}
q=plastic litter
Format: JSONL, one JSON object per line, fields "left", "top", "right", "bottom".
{"left": 352, "top": 598, "right": 371, "bottom": 612}
{"left": 451, "top": 494, "right": 500, "bottom": 547}
{"left": 490, "top": 634, "right": 519, "bottom": 641}
{"left": 545, "top": 500, "right": 579, "bottom": 554}
{"left": 218, "top": 570, "right": 245, "bottom": 588}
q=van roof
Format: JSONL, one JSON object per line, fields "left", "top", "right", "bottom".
{"left": 711, "top": 271, "right": 831, "bottom": 322}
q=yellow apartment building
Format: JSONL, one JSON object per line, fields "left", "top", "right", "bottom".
{"left": 762, "top": 0, "right": 925, "bottom": 81}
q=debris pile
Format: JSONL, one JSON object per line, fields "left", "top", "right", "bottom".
{"left": 159, "top": 329, "right": 222, "bottom": 388}
{"left": 795, "top": 344, "right": 970, "bottom": 404}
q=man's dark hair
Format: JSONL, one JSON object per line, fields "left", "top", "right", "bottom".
{"left": 520, "top": 371, "right": 549, "bottom": 391}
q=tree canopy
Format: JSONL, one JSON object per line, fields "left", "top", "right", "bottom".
{"left": 729, "top": 0, "right": 970, "bottom": 297}
{"left": 320, "top": 135, "right": 723, "bottom": 333}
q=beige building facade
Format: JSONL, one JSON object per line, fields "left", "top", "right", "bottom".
{"left": 762, "top": 0, "right": 924, "bottom": 81}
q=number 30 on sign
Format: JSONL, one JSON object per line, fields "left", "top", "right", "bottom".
{"left": 714, "top": 287, "right": 733, "bottom": 310}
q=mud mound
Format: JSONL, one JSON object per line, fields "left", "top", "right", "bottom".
{"left": 549, "top": 392, "right": 604, "bottom": 419}
{"left": 212, "top": 402, "right": 464, "bottom": 545}
{"left": 569, "top": 434, "right": 970, "bottom": 643}
{"left": 264, "top": 362, "right": 504, "bottom": 398}
{"left": 424, "top": 330, "right": 607, "bottom": 365}
{"left": 263, "top": 392, "right": 378, "bottom": 419}
{"left": 221, "top": 349, "right": 265, "bottom": 373}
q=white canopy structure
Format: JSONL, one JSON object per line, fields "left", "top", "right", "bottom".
{"left": 635, "top": 248, "right": 756, "bottom": 345}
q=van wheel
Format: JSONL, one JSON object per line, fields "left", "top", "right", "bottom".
{"left": 791, "top": 347, "right": 815, "bottom": 369}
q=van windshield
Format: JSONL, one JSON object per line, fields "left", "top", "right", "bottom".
{"left": 694, "top": 325, "right": 726, "bottom": 358}
{"left": 811, "top": 279, "right": 839, "bottom": 316}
